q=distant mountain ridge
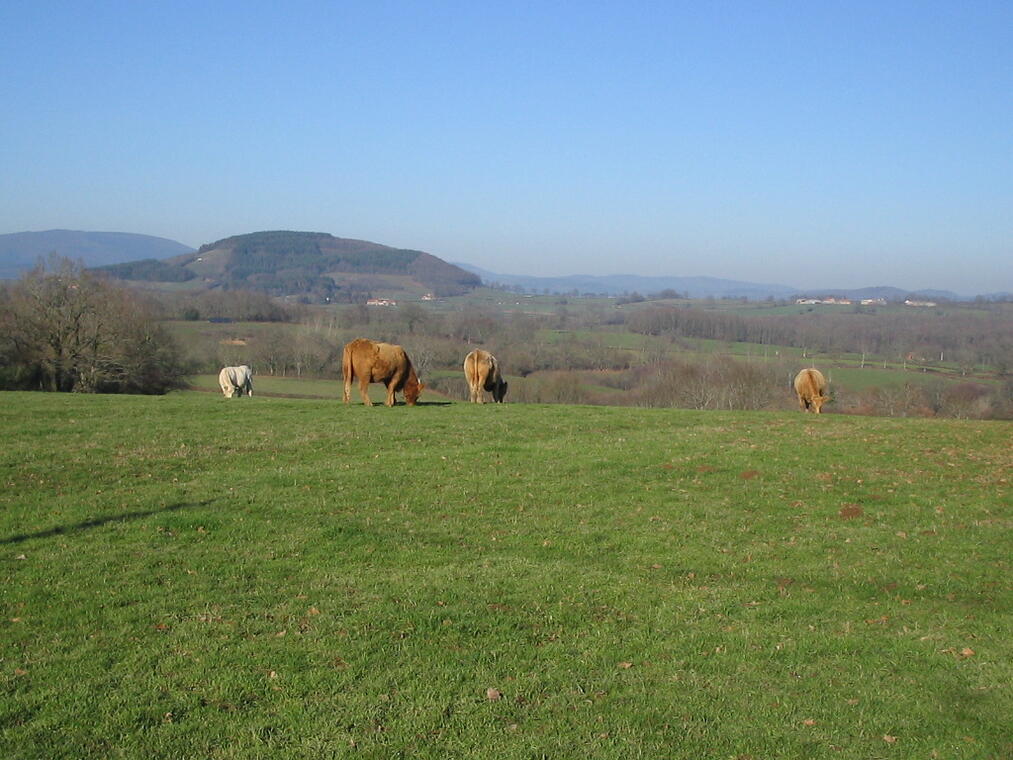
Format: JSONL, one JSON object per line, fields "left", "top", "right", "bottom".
{"left": 456, "top": 264, "right": 798, "bottom": 299}
{"left": 455, "top": 263, "right": 981, "bottom": 301}
{"left": 0, "top": 230, "right": 194, "bottom": 279}
{"left": 2, "top": 230, "right": 1002, "bottom": 301}
{"left": 0, "top": 229, "right": 480, "bottom": 299}
{"left": 98, "top": 230, "right": 480, "bottom": 300}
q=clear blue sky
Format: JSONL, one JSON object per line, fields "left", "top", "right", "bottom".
{"left": 2, "top": 1, "right": 1011, "bottom": 294}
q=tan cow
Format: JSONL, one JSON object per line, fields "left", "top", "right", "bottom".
{"left": 794, "top": 368, "right": 829, "bottom": 413}
{"left": 463, "top": 349, "right": 507, "bottom": 403}
{"left": 342, "top": 338, "right": 424, "bottom": 407}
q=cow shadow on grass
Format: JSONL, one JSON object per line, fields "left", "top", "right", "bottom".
{"left": 361, "top": 400, "right": 453, "bottom": 407}
{"left": 1, "top": 500, "right": 213, "bottom": 546}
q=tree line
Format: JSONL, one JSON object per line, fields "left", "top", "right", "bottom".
{"left": 0, "top": 258, "right": 186, "bottom": 393}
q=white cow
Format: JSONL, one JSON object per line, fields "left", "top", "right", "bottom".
{"left": 219, "top": 365, "right": 254, "bottom": 398}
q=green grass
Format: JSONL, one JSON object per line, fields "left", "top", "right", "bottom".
{"left": 188, "top": 374, "right": 347, "bottom": 400}
{"left": 825, "top": 366, "right": 981, "bottom": 392}
{"left": 1, "top": 393, "right": 1010, "bottom": 758}
{"left": 187, "top": 374, "right": 458, "bottom": 404}
{"left": 536, "top": 329, "right": 654, "bottom": 350}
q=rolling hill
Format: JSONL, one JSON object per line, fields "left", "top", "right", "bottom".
{"left": 94, "top": 231, "right": 482, "bottom": 301}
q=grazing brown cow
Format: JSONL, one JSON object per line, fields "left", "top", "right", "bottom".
{"left": 794, "top": 368, "right": 829, "bottom": 413}
{"left": 463, "top": 349, "right": 507, "bottom": 403}
{"left": 342, "top": 338, "right": 424, "bottom": 407}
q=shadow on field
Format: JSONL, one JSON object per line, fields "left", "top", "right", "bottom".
{"left": 1, "top": 500, "right": 212, "bottom": 546}
{"left": 355, "top": 400, "right": 454, "bottom": 407}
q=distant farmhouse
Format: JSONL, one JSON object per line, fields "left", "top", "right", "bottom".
{"left": 794, "top": 296, "right": 853, "bottom": 305}
{"left": 366, "top": 298, "right": 397, "bottom": 307}
{"left": 796, "top": 296, "right": 937, "bottom": 307}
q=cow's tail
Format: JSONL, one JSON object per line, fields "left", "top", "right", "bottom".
{"left": 465, "top": 352, "right": 479, "bottom": 401}
{"left": 341, "top": 344, "right": 353, "bottom": 403}
{"left": 465, "top": 354, "right": 476, "bottom": 387}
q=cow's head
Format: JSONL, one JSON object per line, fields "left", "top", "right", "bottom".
{"left": 811, "top": 393, "right": 830, "bottom": 413}
{"left": 404, "top": 377, "right": 424, "bottom": 406}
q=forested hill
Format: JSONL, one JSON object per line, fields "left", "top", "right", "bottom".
{"left": 96, "top": 231, "right": 481, "bottom": 300}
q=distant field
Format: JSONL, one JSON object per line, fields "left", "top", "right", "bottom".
{"left": 539, "top": 330, "right": 814, "bottom": 364}
{"left": 1, "top": 392, "right": 1010, "bottom": 758}
{"left": 441, "top": 288, "right": 618, "bottom": 315}
{"left": 537, "top": 329, "right": 654, "bottom": 351}
{"left": 164, "top": 321, "right": 313, "bottom": 343}
{"left": 825, "top": 366, "right": 997, "bottom": 392}
{"left": 531, "top": 331, "right": 997, "bottom": 392}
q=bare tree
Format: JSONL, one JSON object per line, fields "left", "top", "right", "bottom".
{"left": 0, "top": 257, "right": 186, "bottom": 393}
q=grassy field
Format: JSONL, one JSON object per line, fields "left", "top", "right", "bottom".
{"left": 1, "top": 392, "right": 1010, "bottom": 759}
{"left": 439, "top": 289, "right": 619, "bottom": 315}
{"left": 188, "top": 374, "right": 347, "bottom": 400}
{"left": 187, "top": 375, "right": 458, "bottom": 404}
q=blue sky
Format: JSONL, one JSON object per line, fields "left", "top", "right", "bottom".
{"left": 2, "top": 1, "right": 1011, "bottom": 294}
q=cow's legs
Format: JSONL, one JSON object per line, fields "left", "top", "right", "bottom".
{"left": 384, "top": 375, "right": 399, "bottom": 407}
{"left": 385, "top": 367, "right": 408, "bottom": 407}
{"left": 359, "top": 377, "right": 373, "bottom": 406}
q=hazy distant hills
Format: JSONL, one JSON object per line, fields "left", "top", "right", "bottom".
{"left": 97, "top": 231, "right": 480, "bottom": 299}
{"left": 0, "top": 230, "right": 194, "bottom": 279}
{"left": 1, "top": 230, "right": 1005, "bottom": 301}
{"left": 455, "top": 264, "right": 989, "bottom": 302}
{"left": 456, "top": 264, "right": 801, "bottom": 300}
